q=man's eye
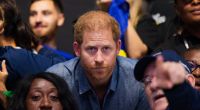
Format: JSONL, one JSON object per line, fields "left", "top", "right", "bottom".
{"left": 142, "top": 76, "right": 152, "bottom": 85}
{"left": 87, "top": 47, "right": 97, "bottom": 53}
{"left": 43, "top": 11, "right": 51, "bottom": 16}
{"left": 102, "top": 47, "right": 111, "bottom": 53}
{"left": 29, "top": 12, "right": 36, "bottom": 17}
{"left": 104, "top": 47, "right": 110, "bottom": 50}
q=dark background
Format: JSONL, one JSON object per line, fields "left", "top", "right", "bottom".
{"left": 16, "top": 0, "right": 96, "bottom": 55}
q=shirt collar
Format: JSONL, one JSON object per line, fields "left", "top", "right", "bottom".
{"left": 75, "top": 62, "right": 91, "bottom": 95}
{"left": 75, "top": 60, "right": 119, "bottom": 95}
{"left": 108, "top": 64, "right": 118, "bottom": 92}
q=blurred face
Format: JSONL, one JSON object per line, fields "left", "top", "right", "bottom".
{"left": 74, "top": 28, "right": 120, "bottom": 86}
{"left": 29, "top": 0, "right": 64, "bottom": 38}
{"left": 143, "top": 63, "right": 168, "bottom": 110}
{"left": 26, "top": 78, "right": 63, "bottom": 110}
{"left": 176, "top": 0, "right": 200, "bottom": 24}
{"left": 184, "top": 49, "right": 200, "bottom": 91}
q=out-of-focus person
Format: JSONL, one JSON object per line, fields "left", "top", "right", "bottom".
{"left": 0, "top": 0, "right": 65, "bottom": 91}
{"left": 155, "top": 0, "right": 200, "bottom": 55}
{"left": 29, "top": 0, "right": 74, "bottom": 60}
{"left": 8, "top": 72, "right": 78, "bottom": 110}
{"left": 183, "top": 45, "right": 200, "bottom": 91}
{"left": 134, "top": 50, "right": 195, "bottom": 110}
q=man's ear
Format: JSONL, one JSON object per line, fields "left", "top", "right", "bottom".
{"left": 116, "top": 39, "right": 121, "bottom": 54}
{"left": 73, "top": 41, "right": 80, "bottom": 57}
{"left": 0, "top": 20, "right": 4, "bottom": 34}
{"left": 186, "top": 74, "right": 196, "bottom": 87}
{"left": 57, "top": 13, "right": 65, "bottom": 26}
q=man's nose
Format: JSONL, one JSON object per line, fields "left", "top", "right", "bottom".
{"left": 35, "top": 14, "right": 42, "bottom": 23}
{"left": 94, "top": 50, "right": 104, "bottom": 64}
{"left": 149, "top": 77, "right": 159, "bottom": 92}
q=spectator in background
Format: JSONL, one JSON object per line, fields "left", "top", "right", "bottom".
{"left": 136, "top": 0, "right": 176, "bottom": 54}
{"left": 29, "top": 0, "right": 74, "bottom": 60}
{"left": 125, "top": 0, "right": 148, "bottom": 58}
{"left": 128, "top": 0, "right": 147, "bottom": 27}
{"left": 183, "top": 45, "right": 200, "bottom": 91}
{"left": 134, "top": 50, "right": 195, "bottom": 110}
{"left": 47, "top": 11, "right": 150, "bottom": 110}
{"left": 0, "top": 0, "right": 65, "bottom": 91}
{"left": 8, "top": 72, "right": 78, "bottom": 110}
{"left": 155, "top": 0, "right": 200, "bottom": 54}
{"left": 146, "top": 0, "right": 176, "bottom": 23}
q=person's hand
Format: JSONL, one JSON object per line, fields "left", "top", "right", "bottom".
{"left": 0, "top": 60, "right": 8, "bottom": 109}
{"left": 151, "top": 56, "right": 186, "bottom": 89}
{"left": 0, "top": 60, "right": 8, "bottom": 83}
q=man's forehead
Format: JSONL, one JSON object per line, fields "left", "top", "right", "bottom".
{"left": 82, "top": 28, "right": 113, "bottom": 37}
{"left": 30, "top": 0, "right": 57, "bottom": 10}
{"left": 83, "top": 41, "right": 114, "bottom": 46}
{"left": 81, "top": 36, "right": 115, "bottom": 46}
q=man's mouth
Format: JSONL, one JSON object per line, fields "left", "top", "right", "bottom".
{"left": 154, "top": 94, "right": 165, "bottom": 101}
{"left": 94, "top": 67, "right": 105, "bottom": 70}
{"left": 92, "top": 67, "right": 106, "bottom": 73}
{"left": 34, "top": 25, "right": 45, "bottom": 29}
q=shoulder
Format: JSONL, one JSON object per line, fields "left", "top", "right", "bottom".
{"left": 2, "top": 46, "right": 39, "bottom": 62}
{"left": 117, "top": 57, "right": 148, "bottom": 104}
{"left": 117, "top": 56, "right": 140, "bottom": 83}
{"left": 46, "top": 57, "right": 79, "bottom": 77}
{"left": 41, "top": 46, "right": 74, "bottom": 60}
{"left": 117, "top": 56, "right": 139, "bottom": 80}
{"left": 117, "top": 56, "right": 138, "bottom": 69}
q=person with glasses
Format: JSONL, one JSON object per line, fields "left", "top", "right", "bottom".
{"left": 134, "top": 50, "right": 198, "bottom": 110}
{"left": 183, "top": 45, "right": 200, "bottom": 91}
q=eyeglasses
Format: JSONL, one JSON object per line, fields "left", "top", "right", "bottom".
{"left": 191, "top": 64, "right": 200, "bottom": 73}
{"left": 187, "top": 60, "right": 200, "bottom": 73}
{"left": 142, "top": 76, "right": 152, "bottom": 85}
